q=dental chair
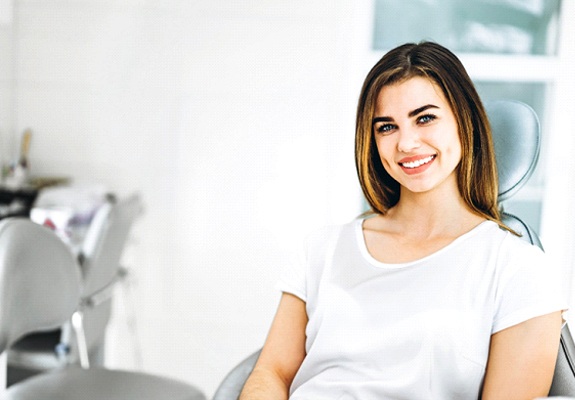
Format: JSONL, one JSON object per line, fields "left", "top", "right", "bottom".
{"left": 0, "top": 217, "right": 206, "bottom": 398}
{"left": 487, "top": 100, "right": 575, "bottom": 396}
{"left": 211, "top": 100, "right": 575, "bottom": 399}
{"left": 66, "top": 193, "right": 144, "bottom": 369}
{"left": 7, "top": 193, "right": 143, "bottom": 381}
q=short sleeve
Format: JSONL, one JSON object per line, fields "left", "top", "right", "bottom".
{"left": 492, "top": 238, "right": 569, "bottom": 333}
{"left": 275, "top": 239, "right": 308, "bottom": 302}
{"left": 274, "top": 224, "right": 342, "bottom": 303}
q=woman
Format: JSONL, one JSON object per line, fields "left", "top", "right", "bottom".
{"left": 240, "top": 42, "right": 567, "bottom": 399}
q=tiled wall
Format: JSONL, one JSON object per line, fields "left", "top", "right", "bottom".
{"left": 7, "top": 0, "right": 366, "bottom": 395}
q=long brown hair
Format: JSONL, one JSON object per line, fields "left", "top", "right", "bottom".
{"left": 355, "top": 41, "right": 502, "bottom": 225}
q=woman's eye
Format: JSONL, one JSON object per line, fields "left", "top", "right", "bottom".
{"left": 418, "top": 114, "right": 436, "bottom": 124}
{"left": 375, "top": 123, "right": 396, "bottom": 135}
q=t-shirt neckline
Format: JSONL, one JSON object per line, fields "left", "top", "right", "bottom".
{"left": 355, "top": 218, "right": 496, "bottom": 269}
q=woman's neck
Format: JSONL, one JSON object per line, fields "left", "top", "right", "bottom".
{"left": 384, "top": 187, "right": 484, "bottom": 240}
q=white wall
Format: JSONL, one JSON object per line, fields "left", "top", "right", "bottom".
{"left": 5, "top": 0, "right": 366, "bottom": 396}
{"left": 0, "top": 0, "right": 14, "bottom": 165}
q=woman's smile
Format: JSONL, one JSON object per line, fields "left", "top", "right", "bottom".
{"left": 398, "top": 154, "right": 437, "bottom": 174}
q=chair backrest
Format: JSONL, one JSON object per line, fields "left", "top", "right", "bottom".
{"left": 487, "top": 99, "right": 574, "bottom": 397}
{"left": 211, "top": 99, "right": 575, "bottom": 399}
{"left": 0, "top": 218, "right": 81, "bottom": 353}
{"left": 80, "top": 193, "right": 143, "bottom": 297}
{"left": 66, "top": 193, "right": 143, "bottom": 364}
{"left": 485, "top": 99, "right": 544, "bottom": 249}
{"left": 486, "top": 99, "right": 541, "bottom": 202}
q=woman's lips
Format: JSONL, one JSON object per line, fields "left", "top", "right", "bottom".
{"left": 398, "top": 154, "right": 436, "bottom": 175}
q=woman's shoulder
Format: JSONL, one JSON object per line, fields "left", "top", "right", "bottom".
{"left": 467, "top": 220, "right": 544, "bottom": 257}
{"left": 494, "top": 222, "right": 544, "bottom": 255}
{"left": 479, "top": 222, "right": 547, "bottom": 279}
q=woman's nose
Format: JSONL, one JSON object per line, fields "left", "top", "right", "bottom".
{"left": 397, "top": 127, "right": 421, "bottom": 153}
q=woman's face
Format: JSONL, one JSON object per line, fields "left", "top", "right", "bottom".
{"left": 373, "top": 76, "right": 462, "bottom": 197}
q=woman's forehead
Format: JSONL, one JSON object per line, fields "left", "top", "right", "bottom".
{"left": 374, "top": 77, "right": 448, "bottom": 116}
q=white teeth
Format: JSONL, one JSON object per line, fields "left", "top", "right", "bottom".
{"left": 400, "top": 155, "right": 435, "bottom": 169}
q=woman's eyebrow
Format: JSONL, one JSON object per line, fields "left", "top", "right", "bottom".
{"left": 408, "top": 104, "right": 439, "bottom": 118}
{"left": 372, "top": 116, "right": 393, "bottom": 124}
{"left": 373, "top": 104, "right": 440, "bottom": 124}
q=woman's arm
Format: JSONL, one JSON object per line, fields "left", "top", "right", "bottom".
{"left": 239, "top": 292, "right": 308, "bottom": 400}
{"left": 481, "top": 311, "right": 563, "bottom": 400}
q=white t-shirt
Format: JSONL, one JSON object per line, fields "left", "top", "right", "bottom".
{"left": 277, "top": 218, "right": 568, "bottom": 400}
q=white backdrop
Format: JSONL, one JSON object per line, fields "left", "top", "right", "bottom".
{"left": 1, "top": 1, "right": 368, "bottom": 396}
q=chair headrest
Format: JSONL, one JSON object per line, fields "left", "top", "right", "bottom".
{"left": 485, "top": 99, "right": 541, "bottom": 202}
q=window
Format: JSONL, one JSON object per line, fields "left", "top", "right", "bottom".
{"left": 373, "top": 0, "right": 561, "bottom": 56}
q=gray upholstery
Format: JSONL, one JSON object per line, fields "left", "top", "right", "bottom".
{"left": 71, "top": 193, "right": 144, "bottom": 365}
{"left": 80, "top": 193, "right": 143, "bottom": 296}
{"left": 550, "top": 323, "right": 575, "bottom": 396}
{"left": 0, "top": 217, "right": 206, "bottom": 399}
{"left": 5, "top": 367, "right": 203, "bottom": 400}
{"left": 212, "top": 350, "right": 261, "bottom": 400}
{"left": 0, "top": 219, "right": 81, "bottom": 351}
{"left": 486, "top": 99, "right": 541, "bottom": 201}
{"left": 211, "top": 99, "right": 575, "bottom": 399}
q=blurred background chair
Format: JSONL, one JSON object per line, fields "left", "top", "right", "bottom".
{"left": 69, "top": 192, "right": 144, "bottom": 369}
{"left": 0, "top": 217, "right": 206, "bottom": 399}
{"left": 211, "top": 99, "right": 575, "bottom": 399}
{"left": 6, "top": 193, "right": 144, "bottom": 383}
{"left": 0, "top": 218, "right": 81, "bottom": 389}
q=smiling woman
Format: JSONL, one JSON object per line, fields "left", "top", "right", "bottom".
{"left": 239, "top": 41, "right": 567, "bottom": 400}
{"left": 356, "top": 42, "right": 499, "bottom": 222}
